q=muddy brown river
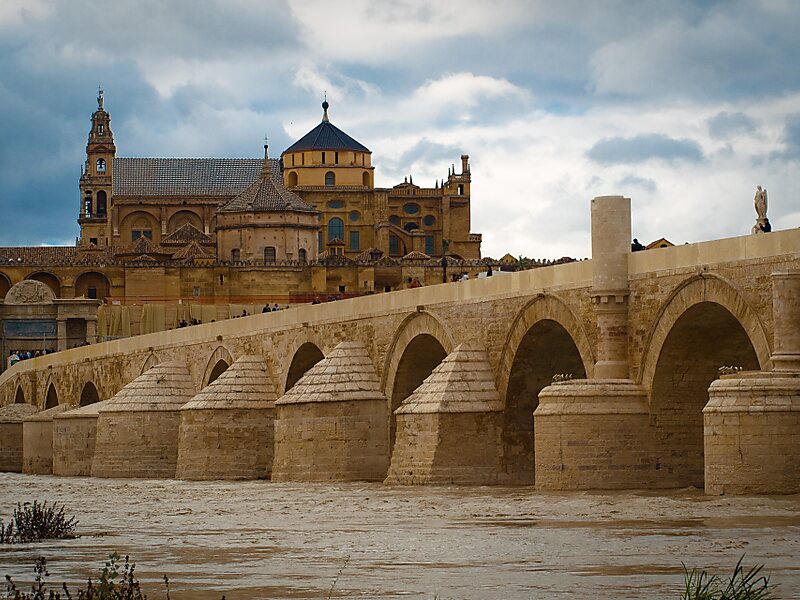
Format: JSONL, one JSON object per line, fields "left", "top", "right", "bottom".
{"left": 1, "top": 474, "right": 799, "bottom": 599}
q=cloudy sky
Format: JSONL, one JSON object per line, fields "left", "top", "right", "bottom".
{"left": 1, "top": 0, "right": 798, "bottom": 259}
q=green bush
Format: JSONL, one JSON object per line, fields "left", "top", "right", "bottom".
{"left": 0, "top": 502, "right": 77, "bottom": 544}
{"left": 681, "top": 556, "right": 775, "bottom": 599}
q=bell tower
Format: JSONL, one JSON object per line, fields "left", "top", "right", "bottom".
{"left": 78, "top": 88, "right": 115, "bottom": 247}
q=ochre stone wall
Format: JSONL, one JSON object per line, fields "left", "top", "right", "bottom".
{"left": 0, "top": 228, "right": 797, "bottom": 490}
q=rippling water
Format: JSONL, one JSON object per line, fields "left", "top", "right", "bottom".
{"left": 1, "top": 474, "right": 799, "bottom": 599}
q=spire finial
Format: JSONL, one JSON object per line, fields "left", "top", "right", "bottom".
{"left": 260, "top": 137, "right": 272, "bottom": 178}
{"left": 322, "top": 92, "right": 330, "bottom": 122}
{"left": 97, "top": 86, "right": 104, "bottom": 110}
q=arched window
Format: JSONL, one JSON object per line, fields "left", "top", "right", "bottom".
{"left": 404, "top": 222, "right": 419, "bottom": 232}
{"left": 264, "top": 246, "right": 276, "bottom": 263}
{"left": 389, "top": 235, "right": 400, "bottom": 256}
{"left": 98, "top": 124, "right": 104, "bottom": 136}
{"left": 328, "top": 217, "right": 344, "bottom": 242}
{"left": 84, "top": 192, "right": 92, "bottom": 216}
{"left": 298, "top": 248, "right": 307, "bottom": 263}
{"left": 96, "top": 191, "right": 107, "bottom": 217}
{"left": 96, "top": 158, "right": 106, "bottom": 174}
{"left": 287, "top": 171, "right": 298, "bottom": 187}
{"left": 325, "top": 171, "right": 335, "bottom": 186}
{"left": 457, "top": 184, "right": 464, "bottom": 195}
{"left": 362, "top": 171, "right": 370, "bottom": 186}
{"left": 131, "top": 218, "right": 152, "bottom": 241}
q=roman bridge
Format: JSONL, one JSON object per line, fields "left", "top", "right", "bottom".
{"left": 1, "top": 197, "right": 798, "bottom": 494}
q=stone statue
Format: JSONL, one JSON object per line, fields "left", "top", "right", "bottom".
{"left": 752, "top": 185, "right": 770, "bottom": 234}
{"left": 754, "top": 185, "right": 768, "bottom": 220}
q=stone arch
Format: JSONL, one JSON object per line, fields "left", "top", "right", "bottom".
{"left": 0, "top": 272, "right": 11, "bottom": 297}
{"left": 140, "top": 352, "right": 160, "bottom": 375}
{"left": 74, "top": 271, "right": 111, "bottom": 300}
{"left": 167, "top": 210, "right": 203, "bottom": 234}
{"left": 639, "top": 274, "right": 771, "bottom": 389}
{"left": 287, "top": 171, "right": 298, "bottom": 187}
{"left": 44, "top": 380, "right": 59, "bottom": 409}
{"left": 26, "top": 271, "right": 61, "bottom": 298}
{"left": 284, "top": 341, "right": 324, "bottom": 392}
{"left": 120, "top": 210, "right": 160, "bottom": 244}
{"left": 79, "top": 381, "right": 100, "bottom": 407}
{"left": 641, "top": 274, "right": 765, "bottom": 488}
{"left": 496, "top": 294, "right": 594, "bottom": 483}
{"left": 202, "top": 345, "right": 234, "bottom": 387}
{"left": 497, "top": 294, "right": 595, "bottom": 401}
{"left": 382, "top": 311, "right": 455, "bottom": 448}
{"left": 14, "top": 385, "right": 26, "bottom": 405}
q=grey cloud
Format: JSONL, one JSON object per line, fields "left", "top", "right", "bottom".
{"left": 379, "top": 138, "right": 464, "bottom": 182}
{"left": 587, "top": 133, "right": 704, "bottom": 165}
{"left": 707, "top": 111, "right": 757, "bottom": 139}
{"left": 3, "top": 1, "right": 301, "bottom": 62}
{"left": 768, "top": 115, "right": 800, "bottom": 162}
{"left": 617, "top": 174, "right": 657, "bottom": 193}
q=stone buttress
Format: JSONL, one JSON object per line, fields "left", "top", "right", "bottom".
{"left": 92, "top": 362, "right": 195, "bottom": 478}
{"left": 704, "top": 270, "right": 800, "bottom": 494}
{"left": 535, "top": 196, "right": 651, "bottom": 490}
{"left": 176, "top": 355, "right": 277, "bottom": 480}
{"left": 22, "top": 404, "right": 72, "bottom": 475}
{"left": 272, "top": 342, "right": 390, "bottom": 482}
{"left": 385, "top": 343, "right": 503, "bottom": 485}
{"left": 53, "top": 400, "right": 110, "bottom": 476}
{"left": 0, "top": 404, "right": 38, "bottom": 472}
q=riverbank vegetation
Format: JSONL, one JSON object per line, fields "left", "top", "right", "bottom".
{"left": 681, "top": 556, "right": 775, "bottom": 599}
{"left": 0, "top": 502, "right": 76, "bottom": 544}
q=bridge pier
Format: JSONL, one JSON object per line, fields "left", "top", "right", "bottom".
{"left": 53, "top": 400, "right": 109, "bottom": 476}
{"left": 272, "top": 342, "right": 390, "bottom": 482}
{"left": 536, "top": 196, "right": 654, "bottom": 490}
{"left": 22, "top": 404, "right": 71, "bottom": 475}
{"left": 176, "top": 355, "right": 277, "bottom": 480}
{"left": 704, "top": 270, "right": 800, "bottom": 494}
{"left": 386, "top": 343, "right": 504, "bottom": 485}
{"left": 0, "top": 404, "right": 38, "bottom": 472}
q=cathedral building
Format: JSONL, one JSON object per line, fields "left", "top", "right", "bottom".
{"left": 0, "top": 92, "right": 487, "bottom": 352}
{"left": 78, "top": 93, "right": 480, "bottom": 262}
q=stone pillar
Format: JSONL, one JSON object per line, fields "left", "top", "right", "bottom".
{"left": 590, "top": 195, "right": 631, "bottom": 380}
{"left": 86, "top": 318, "right": 97, "bottom": 344}
{"left": 56, "top": 318, "right": 67, "bottom": 352}
{"left": 704, "top": 270, "right": 800, "bottom": 495}
{"left": 535, "top": 195, "right": 652, "bottom": 490}
{"left": 771, "top": 271, "right": 800, "bottom": 372}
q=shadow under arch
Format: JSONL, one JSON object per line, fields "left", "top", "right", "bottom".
{"left": 79, "top": 381, "right": 100, "bottom": 407}
{"left": 284, "top": 342, "right": 324, "bottom": 392}
{"left": 14, "top": 385, "right": 25, "bottom": 405}
{"left": 26, "top": 271, "right": 62, "bottom": 298}
{"left": 496, "top": 294, "right": 594, "bottom": 483}
{"left": 0, "top": 272, "right": 11, "bottom": 297}
{"left": 641, "top": 274, "right": 766, "bottom": 488}
{"left": 45, "top": 382, "right": 59, "bottom": 409}
{"left": 202, "top": 346, "right": 234, "bottom": 387}
{"left": 140, "top": 353, "right": 160, "bottom": 375}
{"left": 382, "top": 311, "right": 455, "bottom": 449}
{"left": 639, "top": 274, "right": 771, "bottom": 390}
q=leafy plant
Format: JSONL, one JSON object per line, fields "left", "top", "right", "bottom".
{"left": 681, "top": 556, "right": 775, "bottom": 599}
{"left": 0, "top": 502, "right": 77, "bottom": 544}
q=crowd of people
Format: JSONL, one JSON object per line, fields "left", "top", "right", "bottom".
{"left": 8, "top": 348, "right": 56, "bottom": 368}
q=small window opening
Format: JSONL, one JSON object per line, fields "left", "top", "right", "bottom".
{"left": 325, "top": 171, "right": 335, "bottom": 186}
{"left": 96, "top": 158, "right": 106, "bottom": 173}
{"left": 335, "top": 151, "right": 339, "bottom": 164}
{"left": 264, "top": 246, "right": 276, "bottom": 264}
{"left": 231, "top": 249, "right": 240, "bottom": 262}
{"left": 87, "top": 287, "right": 97, "bottom": 299}
{"left": 322, "top": 151, "right": 326, "bottom": 164}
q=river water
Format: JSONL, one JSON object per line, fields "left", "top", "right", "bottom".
{"left": 0, "top": 474, "right": 798, "bottom": 599}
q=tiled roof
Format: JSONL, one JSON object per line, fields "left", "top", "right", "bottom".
{"left": 0, "top": 246, "right": 114, "bottom": 265}
{"left": 284, "top": 121, "right": 370, "bottom": 153}
{"left": 218, "top": 161, "right": 316, "bottom": 213}
{"left": 171, "top": 241, "right": 213, "bottom": 260}
{"left": 161, "top": 223, "right": 214, "bottom": 246}
{"left": 115, "top": 236, "right": 171, "bottom": 257}
{"left": 113, "top": 158, "right": 273, "bottom": 197}
{"left": 355, "top": 247, "right": 383, "bottom": 262}
{"left": 402, "top": 250, "right": 430, "bottom": 261}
